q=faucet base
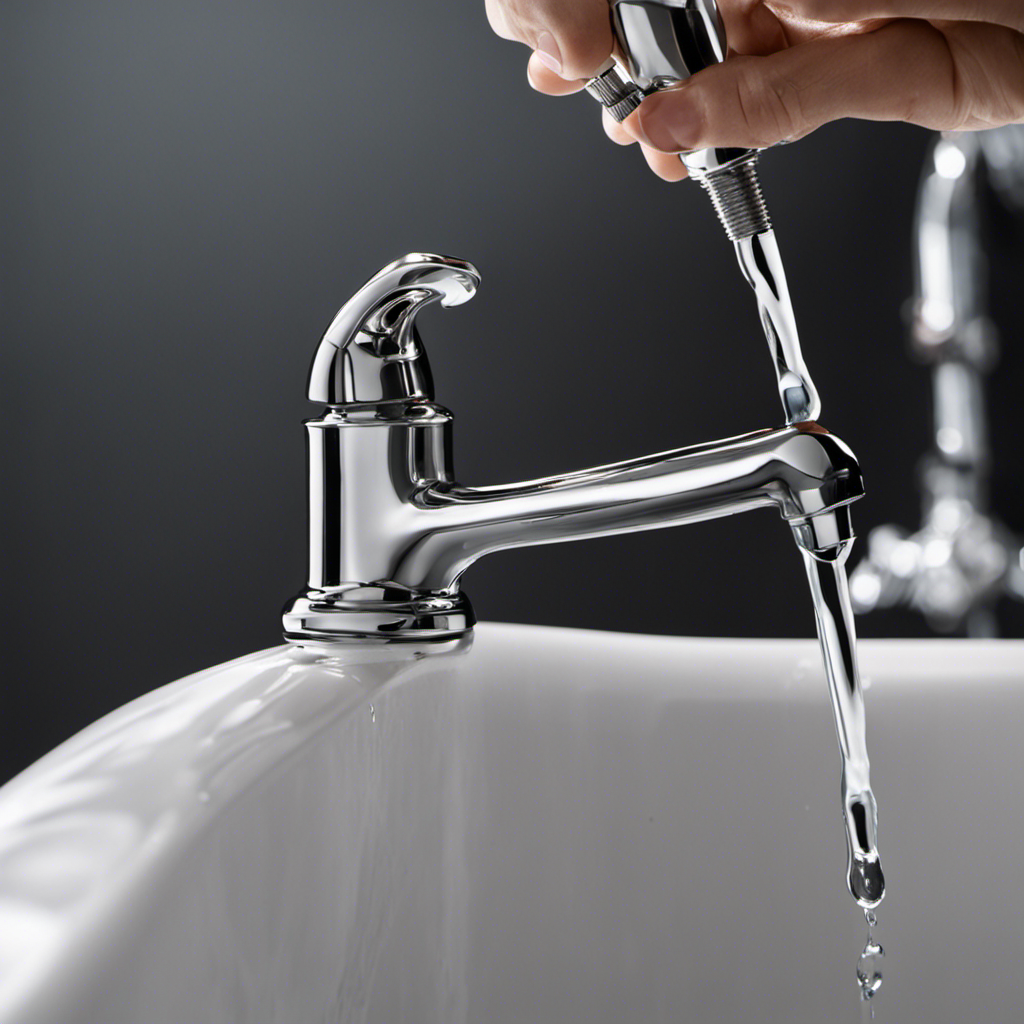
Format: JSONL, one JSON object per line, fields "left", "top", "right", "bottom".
{"left": 282, "top": 585, "right": 476, "bottom": 644}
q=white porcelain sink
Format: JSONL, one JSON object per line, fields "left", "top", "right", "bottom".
{"left": 1, "top": 624, "right": 1022, "bottom": 1022}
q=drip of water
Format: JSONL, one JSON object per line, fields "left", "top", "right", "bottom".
{"left": 734, "top": 231, "right": 821, "bottom": 424}
{"left": 799, "top": 540, "right": 886, "bottom": 910}
{"left": 857, "top": 910, "right": 885, "bottom": 1017}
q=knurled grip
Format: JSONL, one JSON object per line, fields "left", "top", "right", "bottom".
{"left": 584, "top": 63, "right": 643, "bottom": 123}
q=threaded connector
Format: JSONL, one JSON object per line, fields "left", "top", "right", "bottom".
{"left": 585, "top": 63, "right": 643, "bottom": 123}
{"left": 695, "top": 157, "right": 772, "bottom": 241}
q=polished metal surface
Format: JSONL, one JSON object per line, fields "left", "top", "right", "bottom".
{"left": 908, "top": 133, "right": 994, "bottom": 368}
{"left": 611, "top": 0, "right": 725, "bottom": 91}
{"left": 283, "top": 253, "right": 865, "bottom": 643}
{"left": 307, "top": 253, "right": 480, "bottom": 407}
{"left": 851, "top": 132, "right": 1024, "bottom": 634}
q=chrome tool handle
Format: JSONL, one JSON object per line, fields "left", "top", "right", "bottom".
{"left": 588, "top": 0, "right": 770, "bottom": 240}
{"left": 611, "top": 0, "right": 726, "bottom": 92}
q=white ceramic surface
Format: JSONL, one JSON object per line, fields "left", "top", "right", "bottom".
{"left": 0, "top": 624, "right": 1022, "bottom": 1023}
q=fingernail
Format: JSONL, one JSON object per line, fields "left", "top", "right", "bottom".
{"left": 636, "top": 91, "right": 702, "bottom": 152}
{"left": 534, "top": 31, "right": 562, "bottom": 75}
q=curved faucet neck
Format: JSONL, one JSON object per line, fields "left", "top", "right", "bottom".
{"left": 307, "top": 253, "right": 479, "bottom": 406}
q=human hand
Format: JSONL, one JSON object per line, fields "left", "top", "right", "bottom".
{"left": 485, "top": 1, "right": 1024, "bottom": 180}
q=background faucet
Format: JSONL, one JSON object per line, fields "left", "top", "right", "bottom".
{"left": 282, "top": 254, "right": 864, "bottom": 643}
{"left": 850, "top": 129, "right": 1024, "bottom": 636}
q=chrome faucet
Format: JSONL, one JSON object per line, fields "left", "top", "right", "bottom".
{"left": 282, "top": 253, "right": 865, "bottom": 643}
{"left": 850, "top": 130, "right": 1024, "bottom": 635}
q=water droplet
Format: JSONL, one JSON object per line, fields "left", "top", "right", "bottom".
{"left": 864, "top": 908, "right": 877, "bottom": 929}
{"left": 849, "top": 853, "right": 885, "bottom": 908}
{"left": 857, "top": 937, "right": 884, "bottom": 1001}
{"left": 368, "top": 704, "right": 375, "bottom": 724}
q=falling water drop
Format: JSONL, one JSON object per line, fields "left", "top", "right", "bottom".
{"left": 857, "top": 936, "right": 884, "bottom": 1001}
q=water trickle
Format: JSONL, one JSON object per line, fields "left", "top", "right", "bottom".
{"left": 799, "top": 540, "right": 886, "bottom": 911}
{"left": 734, "top": 231, "right": 821, "bottom": 424}
{"left": 857, "top": 917, "right": 885, "bottom": 1017}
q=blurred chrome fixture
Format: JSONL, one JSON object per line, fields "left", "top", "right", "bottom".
{"left": 850, "top": 130, "right": 1024, "bottom": 635}
{"left": 585, "top": 0, "right": 770, "bottom": 242}
{"left": 282, "top": 253, "right": 865, "bottom": 643}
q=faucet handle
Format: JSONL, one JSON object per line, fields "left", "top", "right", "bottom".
{"left": 307, "top": 253, "right": 480, "bottom": 406}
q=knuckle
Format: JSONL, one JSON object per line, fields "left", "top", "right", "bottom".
{"left": 783, "top": 0, "right": 867, "bottom": 21}
{"left": 735, "top": 67, "right": 807, "bottom": 144}
{"left": 489, "top": 0, "right": 612, "bottom": 75}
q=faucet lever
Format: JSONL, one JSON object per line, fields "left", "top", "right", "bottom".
{"left": 307, "top": 253, "right": 480, "bottom": 406}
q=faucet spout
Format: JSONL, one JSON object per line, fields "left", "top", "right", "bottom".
{"left": 408, "top": 423, "right": 861, "bottom": 592}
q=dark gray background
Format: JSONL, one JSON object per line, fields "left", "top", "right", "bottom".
{"left": 4, "top": 0, "right": 1023, "bottom": 783}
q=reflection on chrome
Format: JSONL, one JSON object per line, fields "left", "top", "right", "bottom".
{"left": 282, "top": 253, "right": 865, "bottom": 644}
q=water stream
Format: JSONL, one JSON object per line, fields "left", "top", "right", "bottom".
{"left": 734, "top": 220, "right": 887, "bottom": 1007}
{"left": 730, "top": 213, "right": 888, "bottom": 1012}
{"left": 798, "top": 538, "right": 887, "bottom": 1013}
{"left": 800, "top": 540, "right": 886, "bottom": 910}
{"left": 735, "top": 230, "right": 821, "bottom": 425}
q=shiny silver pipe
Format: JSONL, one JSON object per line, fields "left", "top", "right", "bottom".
{"left": 282, "top": 254, "right": 864, "bottom": 643}
{"left": 911, "top": 132, "right": 994, "bottom": 472}
{"left": 850, "top": 131, "right": 1024, "bottom": 634}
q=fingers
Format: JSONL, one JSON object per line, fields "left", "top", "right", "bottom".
{"left": 602, "top": 108, "right": 635, "bottom": 144}
{"left": 495, "top": 0, "right": 687, "bottom": 182}
{"left": 527, "top": 51, "right": 588, "bottom": 94}
{"left": 633, "top": 19, "right": 1013, "bottom": 153}
{"left": 774, "top": 0, "right": 1024, "bottom": 34}
{"left": 600, "top": 108, "right": 689, "bottom": 179}
{"left": 640, "top": 145, "right": 689, "bottom": 181}
{"left": 485, "top": 0, "right": 614, "bottom": 81}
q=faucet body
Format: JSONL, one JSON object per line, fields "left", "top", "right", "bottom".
{"left": 850, "top": 131, "right": 1024, "bottom": 635}
{"left": 283, "top": 254, "right": 864, "bottom": 643}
